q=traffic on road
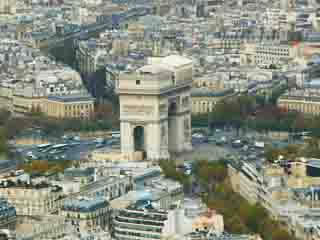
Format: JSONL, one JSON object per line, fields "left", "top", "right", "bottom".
{"left": 14, "top": 134, "right": 120, "bottom": 162}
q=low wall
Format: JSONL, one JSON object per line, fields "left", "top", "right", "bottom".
{"left": 91, "top": 149, "right": 143, "bottom": 162}
{"left": 65, "top": 130, "right": 113, "bottom": 139}
{"left": 13, "top": 138, "right": 50, "bottom": 146}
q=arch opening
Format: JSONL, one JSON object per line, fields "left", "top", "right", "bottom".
{"left": 133, "top": 126, "right": 145, "bottom": 152}
{"left": 168, "top": 102, "right": 177, "bottom": 116}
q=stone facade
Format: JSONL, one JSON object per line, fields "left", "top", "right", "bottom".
{"left": 42, "top": 95, "right": 95, "bottom": 119}
{"left": 116, "top": 55, "right": 193, "bottom": 161}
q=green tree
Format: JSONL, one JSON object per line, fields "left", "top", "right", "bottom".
{"left": 0, "top": 127, "right": 8, "bottom": 155}
{"left": 264, "top": 146, "right": 280, "bottom": 163}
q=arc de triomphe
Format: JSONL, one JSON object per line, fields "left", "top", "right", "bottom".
{"left": 116, "top": 55, "right": 193, "bottom": 161}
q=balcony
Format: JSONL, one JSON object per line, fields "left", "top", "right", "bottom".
{"left": 115, "top": 230, "right": 161, "bottom": 239}
{"left": 115, "top": 216, "right": 164, "bottom": 227}
{"left": 118, "top": 210, "right": 167, "bottom": 222}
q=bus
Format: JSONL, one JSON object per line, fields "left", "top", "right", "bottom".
{"left": 37, "top": 143, "right": 52, "bottom": 151}
{"left": 51, "top": 144, "right": 69, "bottom": 149}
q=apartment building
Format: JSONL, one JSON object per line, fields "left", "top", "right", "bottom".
{"left": 0, "top": 180, "right": 64, "bottom": 216}
{"left": 61, "top": 197, "right": 109, "bottom": 232}
{"left": 263, "top": 8, "right": 288, "bottom": 30}
{"left": 113, "top": 206, "right": 168, "bottom": 240}
{"left": 209, "top": 38, "right": 242, "bottom": 51}
{"left": 15, "top": 216, "right": 73, "bottom": 240}
{"left": 278, "top": 90, "right": 320, "bottom": 115}
{"left": 228, "top": 161, "right": 290, "bottom": 218}
{"left": 254, "top": 43, "right": 296, "bottom": 66}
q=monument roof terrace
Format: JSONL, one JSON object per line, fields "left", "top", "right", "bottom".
{"left": 117, "top": 64, "right": 192, "bottom": 95}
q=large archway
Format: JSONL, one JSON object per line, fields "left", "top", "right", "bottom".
{"left": 168, "top": 102, "right": 177, "bottom": 116}
{"left": 133, "top": 126, "right": 145, "bottom": 152}
{"left": 168, "top": 101, "right": 178, "bottom": 153}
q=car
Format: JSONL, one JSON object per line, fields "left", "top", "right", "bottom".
{"left": 94, "top": 138, "right": 105, "bottom": 144}
{"left": 185, "top": 169, "right": 192, "bottom": 175}
{"left": 106, "top": 139, "right": 119, "bottom": 145}
{"left": 192, "top": 133, "right": 204, "bottom": 138}
{"left": 28, "top": 154, "right": 39, "bottom": 160}
{"left": 73, "top": 136, "right": 81, "bottom": 141}
{"left": 96, "top": 143, "right": 105, "bottom": 148}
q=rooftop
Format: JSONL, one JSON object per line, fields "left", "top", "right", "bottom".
{"left": 62, "top": 197, "right": 108, "bottom": 212}
{"left": 138, "top": 64, "right": 169, "bottom": 75}
{"left": 64, "top": 167, "right": 95, "bottom": 178}
{"left": 47, "top": 94, "right": 95, "bottom": 103}
{"left": 0, "top": 180, "right": 62, "bottom": 192}
{"left": 191, "top": 88, "right": 235, "bottom": 97}
{"left": 161, "top": 55, "right": 193, "bottom": 68}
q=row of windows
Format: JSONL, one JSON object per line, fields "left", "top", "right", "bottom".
{"left": 257, "top": 47, "right": 289, "bottom": 52}
{"left": 64, "top": 104, "right": 92, "bottom": 110}
{"left": 256, "top": 52, "right": 289, "bottom": 57}
{"left": 255, "top": 60, "right": 280, "bottom": 64}
{"left": 115, "top": 221, "right": 161, "bottom": 232}
{"left": 115, "top": 230, "right": 161, "bottom": 239}
{"left": 65, "top": 211, "right": 107, "bottom": 219}
{"left": 192, "top": 101, "right": 216, "bottom": 113}
{"left": 280, "top": 102, "right": 320, "bottom": 115}
{"left": 197, "top": 82, "right": 221, "bottom": 88}
{"left": 255, "top": 56, "right": 285, "bottom": 60}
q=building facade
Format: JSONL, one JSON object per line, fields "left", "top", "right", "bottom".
{"left": 42, "top": 95, "right": 95, "bottom": 119}
{"left": 191, "top": 88, "right": 235, "bottom": 114}
{"left": 113, "top": 207, "right": 168, "bottom": 240}
{"left": 0, "top": 181, "right": 63, "bottom": 216}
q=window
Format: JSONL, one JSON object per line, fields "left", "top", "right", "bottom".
{"left": 136, "top": 80, "right": 140, "bottom": 85}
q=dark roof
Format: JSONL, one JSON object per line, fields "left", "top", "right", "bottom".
{"left": 191, "top": 88, "right": 234, "bottom": 97}
{"left": 64, "top": 167, "right": 95, "bottom": 178}
{"left": 62, "top": 198, "right": 108, "bottom": 212}
{"left": 47, "top": 95, "right": 95, "bottom": 103}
